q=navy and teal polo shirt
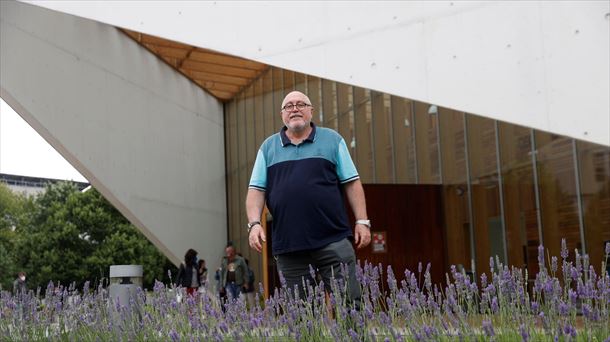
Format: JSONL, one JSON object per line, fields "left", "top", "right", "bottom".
{"left": 249, "top": 123, "right": 359, "bottom": 255}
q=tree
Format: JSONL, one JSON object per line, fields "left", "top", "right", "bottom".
{"left": 11, "top": 182, "right": 176, "bottom": 292}
{"left": 0, "top": 183, "right": 32, "bottom": 290}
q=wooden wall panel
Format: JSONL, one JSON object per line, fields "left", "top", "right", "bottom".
{"left": 354, "top": 184, "right": 446, "bottom": 286}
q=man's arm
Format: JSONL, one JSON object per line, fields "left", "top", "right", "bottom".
{"left": 246, "top": 188, "right": 266, "bottom": 252}
{"left": 343, "top": 179, "right": 371, "bottom": 249}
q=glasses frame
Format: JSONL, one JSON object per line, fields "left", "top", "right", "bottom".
{"left": 282, "top": 102, "right": 312, "bottom": 112}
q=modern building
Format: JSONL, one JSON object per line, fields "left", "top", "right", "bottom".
{"left": 0, "top": 173, "right": 89, "bottom": 196}
{"left": 1, "top": 1, "right": 608, "bottom": 288}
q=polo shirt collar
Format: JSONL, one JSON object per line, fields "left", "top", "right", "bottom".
{"left": 279, "top": 123, "right": 317, "bottom": 146}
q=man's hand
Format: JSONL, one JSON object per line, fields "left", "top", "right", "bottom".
{"left": 248, "top": 225, "right": 266, "bottom": 253}
{"left": 354, "top": 224, "right": 371, "bottom": 249}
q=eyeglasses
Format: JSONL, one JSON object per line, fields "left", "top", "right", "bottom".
{"left": 282, "top": 102, "right": 311, "bottom": 111}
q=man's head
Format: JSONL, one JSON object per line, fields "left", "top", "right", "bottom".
{"left": 225, "top": 245, "right": 236, "bottom": 261}
{"left": 280, "top": 91, "right": 314, "bottom": 133}
{"left": 17, "top": 272, "right": 26, "bottom": 281}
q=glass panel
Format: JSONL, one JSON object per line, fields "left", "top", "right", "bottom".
{"left": 272, "top": 67, "right": 284, "bottom": 131}
{"left": 243, "top": 86, "right": 256, "bottom": 258}
{"left": 372, "top": 92, "right": 393, "bottom": 183}
{"left": 236, "top": 94, "right": 247, "bottom": 246}
{"left": 307, "top": 76, "right": 322, "bottom": 125}
{"left": 467, "top": 115, "right": 502, "bottom": 277}
{"left": 322, "top": 79, "right": 337, "bottom": 130}
{"left": 294, "top": 72, "right": 307, "bottom": 93}
{"left": 336, "top": 83, "right": 355, "bottom": 159}
{"left": 245, "top": 86, "right": 256, "bottom": 172}
{"left": 283, "top": 70, "right": 294, "bottom": 92}
{"left": 414, "top": 101, "right": 441, "bottom": 184}
{"left": 353, "top": 87, "right": 374, "bottom": 183}
{"left": 536, "top": 131, "right": 581, "bottom": 259}
{"left": 390, "top": 96, "right": 416, "bottom": 184}
{"left": 226, "top": 100, "right": 240, "bottom": 244}
{"left": 440, "top": 109, "right": 472, "bottom": 272}
{"left": 253, "top": 78, "right": 265, "bottom": 147}
{"left": 577, "top": 140, "right": 610, "bottom": 269}
{"left": 498, "top": 122, "right": 540, "bottom": 278}
{"left": 262, "top": 69, "right": 276, "bottom": 136}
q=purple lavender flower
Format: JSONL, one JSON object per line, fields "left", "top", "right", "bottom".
{"left": 423, "top": 325, "right": 435, "bottom": 338}
{"left": 531, "top": 301, "right": 539, "bottom": 314}
{"left": 309, "top": 264, "right": 316, "bottom": 281}
{"left": 480, "top": 273, "right": 488, "bottom": 289}
{"left": 571, "top": 266, "right": 580, "bottom": 280}
{"left": 387, "top": 265, "right": 397, "bottom": 292}
{"left": 551, "top": 256, "right": 558, "bottom": 273}
{"left": 563, "top": 323, "right": 577, "bottom": 338}
{"left": 538, "top": 244, "right": 545, "bottom": 268}
{"left": 582, "top": 304, "right": 591, "bottom": 320}
{"left": 482, "top": 318, "right": 494, "bottom": 337}
{"left": 348, "top": 329, "right": 359, "bottom": 341}
{"left": 605, "top": 242, "right": 610, "bottom": 255}
{"left": 568, "top": 289, "right": 578, "bottom": 304}
{"left": 491, "top": 297, "right": 499, "bottom": 313}
{"left": 561, "top": 238, "right": 568, "bottom": 259}
{"left": 519, "top": 323, "right": 529, "bottom": 341}
{"left": 169, "top": 329, "right": 179, "bottom": 341}
{"left": 558, "top": 300, "right": 569, "bottom": 316}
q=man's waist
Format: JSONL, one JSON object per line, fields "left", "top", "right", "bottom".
{"left": 273, "top": 232, "right": 352, "bottom": 255}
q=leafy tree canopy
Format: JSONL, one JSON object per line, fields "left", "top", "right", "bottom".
{"left": 2, "top": 181, "right": 176, "bottom": 292}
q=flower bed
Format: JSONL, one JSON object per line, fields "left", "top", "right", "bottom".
{"left": 1, "top": 240, "right": 608, "bottom": 341}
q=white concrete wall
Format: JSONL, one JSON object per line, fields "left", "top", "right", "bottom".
{"left": 26, "top": 0, "right": 610, "bottom": 146}
{"left": 1, "top": 1, "right": 227, "bottom": 267}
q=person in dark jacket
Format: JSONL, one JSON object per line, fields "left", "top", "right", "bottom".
{"left": 13, "top": 271, "right": 27, "bottom": 296}
{"left": 219, "top": 245, "right": 249, "bottom": 300}
{"left": 175, "top": 249, "right": 200, "bottom": 296}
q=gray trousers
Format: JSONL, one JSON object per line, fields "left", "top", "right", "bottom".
{"left": 275, "top": 238, "right": 361, "bottom": 306}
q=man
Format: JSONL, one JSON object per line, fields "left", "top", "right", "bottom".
{"left": 13, "top": 271, "right": 27, "bottom": 296}
{"left": 219, "top": 245, "right": 250, "bottom": 300}
{"left": 246, "top": 90, "right": 371, "bottom": 304}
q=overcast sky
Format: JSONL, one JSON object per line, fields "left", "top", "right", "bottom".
{"left": 0, "top": 98, "right": 87, "bottom": 183}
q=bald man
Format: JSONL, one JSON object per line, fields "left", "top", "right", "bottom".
{"left": 246, "top": 91, "right": 370, "bottom": 306}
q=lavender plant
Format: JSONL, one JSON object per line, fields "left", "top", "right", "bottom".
{"left": 1, "top": 242, "right": 608, "bottom": 341}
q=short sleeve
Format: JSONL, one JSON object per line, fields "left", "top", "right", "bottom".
{"left": 248, "top": 149, "right": 267, "bottom": 191}
{"left": 336, "top": 138, "right": 359, "bottom": 183}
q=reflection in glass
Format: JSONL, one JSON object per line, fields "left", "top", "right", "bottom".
{"left": 307, "top": 76, "right": 322, "bottom": 125}
{"left": 391, "top": 96, "right": 416, "bottom": 184}
{"left": 295, "top": 72, "right": 307, "bottom": 93}
{"left": 372, "top": 92, "right": 394, "bottom": 183}
{"left": 414, "top": 101, "right": 441, "bottom": 184}
{"left": 253, "top": 78, "right": 265, "bottom": 147}
{"left": 536, "top": 131, "right": 581, "bottom": 260}
{"left": 272, "top": 68, "right": 284, "bottom": 131}
{"left": 262, "top": 69, "right": 275, "bottom": 136}
{"left": 440, "top": 109, "right": 472, "bottom": 271}
{"left": 467, "top": 115, "right": 502, "bottom": 277}
{"left": 577, "top": 141, "right": 610, "bottom": 269}
{"left": 498, "top": 123, "right": 540, "bottom": 279}
{"left": 236, "top": 93, "right": 248, "bottom": 250}
{"left": 337, "top": 83, "right": 355, "bottom": 159}
{"left": 353, "top": 87, "right": 374, "bottom": 183}
{"left": 322, "top": 79, "right": 338, "bottom": 130}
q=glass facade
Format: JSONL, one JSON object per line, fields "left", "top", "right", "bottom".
{"left": 224, "top": 67, "right": 610, "bottom": 281}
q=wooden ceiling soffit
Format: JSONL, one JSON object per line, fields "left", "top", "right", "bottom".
{"left": 121, "top": 29, "right": 268, "bottom": 101}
